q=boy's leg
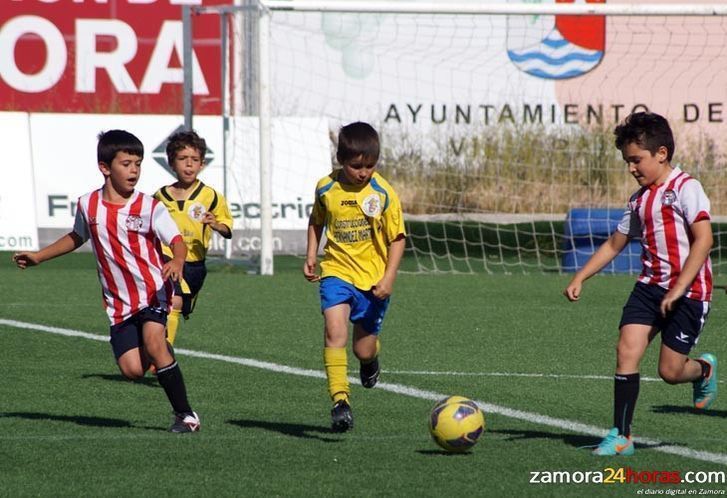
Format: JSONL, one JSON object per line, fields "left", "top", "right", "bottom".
{"left": 142, "top": 318, "right": 199, "bottom": 432}
{"left": 594, "top": 323, "right": 653, "bottom": 456}
{"left": 353, "top": 325, "right": 380, "bottom": 388}
{"left": 351, "top": 290, "right": 389, "bottom": 389}
{"left": 166, "top": 276, "right": 187, "bottom": 345}
{"left": 613, "top": 324, "right": 653, "bottom": 437}
{"left": 657, "top": 345, "right": 703, "bottom": 384}
{"left": 117, "top": 348, "right": 147, "bottom": 380}
{"left": 659, "top": 297, "right": 716, "bottom": 409}
{"left": 166, "top": 305, "right": 183, "bottom": 345}
{"left": 112, "top": 316, "right": 147, "bottom": 380}
{"left": 323, "top": 303, "right": 354, "bottom": 432}
{"left": 323, "top": 303, "right": 351, "bottom": 403}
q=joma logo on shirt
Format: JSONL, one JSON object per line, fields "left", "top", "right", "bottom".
{"left": 341, "top": 200, "right": 357, "bottom": 206}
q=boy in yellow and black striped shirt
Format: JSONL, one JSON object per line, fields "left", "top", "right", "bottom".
{"left": 155, "top": 130, "right": 233, "bottom": 345}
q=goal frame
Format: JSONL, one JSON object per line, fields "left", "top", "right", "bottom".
{"left": 185, "top": 1, "right": 727, "bottom": 275}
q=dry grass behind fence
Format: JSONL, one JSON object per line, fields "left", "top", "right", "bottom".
{"left": 371, "top": 126, "right": 727, "bottom": 217}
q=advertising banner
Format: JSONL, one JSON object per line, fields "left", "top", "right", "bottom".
{"left": 27, "top": 113, "right": 330, "bottom": 231}
{"left": 0, "top": 113, "right": 38, "bottom": 251}
{"left": 268, "top": 0, "right": 727, "bottom": 157}
{"left": 1, "top": 0, "right": 226, "bottom": 115}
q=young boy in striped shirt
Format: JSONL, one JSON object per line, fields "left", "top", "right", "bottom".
{"left": 563, "top": 112, "right": 717, "bottom": 456}
{"left": 13, "top": 130, "right": 200, "bottom": 433}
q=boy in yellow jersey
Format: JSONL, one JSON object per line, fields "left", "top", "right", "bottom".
{"left": 155, "top": 130, "right": 233, "bottom": 345}
{"left": 303, "top": 122, "right": 406, "bottom": 432}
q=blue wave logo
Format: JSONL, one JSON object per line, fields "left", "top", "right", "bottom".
{"left": 507, "top": 1, "right": 606, "bottom": 80}
{"left": 507, "top": 28, "right": 603, "bottom": 79}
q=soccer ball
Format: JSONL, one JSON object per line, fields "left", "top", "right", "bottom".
{"left": 429, "top": 396, "right": 485, "bottom": 452}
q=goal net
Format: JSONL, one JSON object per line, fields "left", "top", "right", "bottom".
{"left": 202, "top": 1, "right": 727, "bottom": 275}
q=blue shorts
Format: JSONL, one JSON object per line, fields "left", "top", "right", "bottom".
{"left": 319, "top": 276, "right": 390, "bottom": 334}
{"left": 109, "top": 306, "right": 167, "bottom": 360}
{"left": 619, "top": 282, "right": 710, "bottom": 354}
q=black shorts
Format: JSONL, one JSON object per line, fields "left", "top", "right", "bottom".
{"left": 170, "top": 260, "right": 207, "bottom": 317}
{"left": 619, "top": 282, "right": 710, "bottom": 354}
{"left": 109, "top": 307, "right": 167, "bottom": 359}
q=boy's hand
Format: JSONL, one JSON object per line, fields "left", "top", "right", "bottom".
{"left": 13, "top": 252, "right": 40, "bottom": 269}
{"left": 162, "top": 259, "right": 183, "bottom": 282}
{"left": 563, "top": 280, "right": 582, "bottom": 301}
{"left": 200, "top": 212, "right": 217, "bottom": 225}
{"left": 303, "top": 258, "right": 320, "bottom": 282}
{"left": 372, "top": 276, "right": 394, "bottom": 300}
{"left": 660, "top": 287, "right": 685, "bottom": 316}
{"left": 201, "top": 212, "right": 231, "bottom": 238}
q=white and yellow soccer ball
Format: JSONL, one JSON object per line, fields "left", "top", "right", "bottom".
{"left": 429, "top": 395, "right": 485, "bottom": 452}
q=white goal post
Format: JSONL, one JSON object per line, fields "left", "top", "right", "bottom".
{"left": 190, "top": 1, "right": 727, "bottom": 275}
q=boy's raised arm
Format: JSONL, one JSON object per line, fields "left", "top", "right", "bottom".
{"left": 13, "top": 232, "right": 84, "bottom": 269}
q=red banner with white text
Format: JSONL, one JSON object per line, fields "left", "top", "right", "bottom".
{"left": 1, "top": 0, "right": 227, "bottom": 114}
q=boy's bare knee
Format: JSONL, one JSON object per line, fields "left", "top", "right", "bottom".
{"left": 658, "top": 366, "right": 681, "bottom": 385}
{"left": 353, "top": 347, "right": 376, "bottom": 362}
{"left": 120, "top": 367, "right": 145, "bottom": 380}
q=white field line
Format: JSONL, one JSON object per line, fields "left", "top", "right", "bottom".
{"left": 384, "top": 370, "right": 726, "bottom": 385}
{"left": 1, "top": 318, "right": 726, "bottom": 466}
{"left": 384, "top": 370, "right": 663, "bottom": 382}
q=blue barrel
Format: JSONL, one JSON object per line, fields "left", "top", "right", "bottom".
{"left": 562, "top": 208, "right": 641, "bottom": 273}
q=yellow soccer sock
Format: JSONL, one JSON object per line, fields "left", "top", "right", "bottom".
{"left": 324, "top": 347, "right": 349, "bottom": 402}
{"left": 167, "top": 309, "right": 182, "bottom": 345}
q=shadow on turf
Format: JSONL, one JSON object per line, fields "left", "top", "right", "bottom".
{"left": 416, "top": 449, "right": 475, "bottom": 456}
{"left": 81, "top": 373, "right": 159, "bottom": 388}
{"left": 488, "top": 428, "right": 605, "bottom": 450}
{"left": 415, "top": 430, "right": 598, "bottom": 456}
{"left": 651, "top": 405, "right": 727, "bottom": 418}
{"left": 0, "top": 411, "right": 133, "bottom": 428}
{"left": 227, "top": 419, "right": 343, "bottom": 443}
{"left": 486, "top": 428, "right": 694, "bottom": 452}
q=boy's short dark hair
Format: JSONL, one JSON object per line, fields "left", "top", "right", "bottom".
{"left": 97, "top": 130, "right": 144, "bottom": 165}
{"left": 336, "top": 122, "right": 380, "bottom": 165}
{"left": 166, "top": 130, "right": 207, "bottom": 166}
{"left": 614, "top": 112, "right": 674, "bottom": 161}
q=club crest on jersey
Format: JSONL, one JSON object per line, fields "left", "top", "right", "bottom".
{"left": 662, "top": 190, "right": 677, "bottom": 206}
{"left": 125, "top": 215, "right": 143, "bottom": 231}
{"left": 361, "top": 193, "right": 382, "bottom": 217}
{"left": 188, "top": 202, "right": 207, "bottom": 221}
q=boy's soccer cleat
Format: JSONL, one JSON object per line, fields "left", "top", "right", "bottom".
{"left": 359, "top": 357, "right": 380, "bottom": 389}
{"left": 169, "top": 411, "right": 201, "bottom": 433}
{"left": 592, "top": 427, "right": 634, "bottom": 456}
{"left": 693, "top": 353, "right": 718, "bottom": 410}
{"left": 331, "top": 400, "right": 354, "bottom": 432}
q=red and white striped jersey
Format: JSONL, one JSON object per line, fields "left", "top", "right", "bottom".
{"left": 73, "top": 189, "right": 182, "bottom": 324}
{"left": 617, "top": 167, "right": 712, "bottom": 301}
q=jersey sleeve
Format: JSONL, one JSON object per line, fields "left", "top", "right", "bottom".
{"left": 382, "top": 187, "right": 406, "bottom": 244}
{"left": 152, "top": 200, "right": 182, "bottom": 246}
{"left": 680, "top": 179, "right": 711, "bottom": 224}
{"left": 72, "top": 201, "right": 91, "bottom": 243}
{"left": 73, "top": 199, "right": 91, "bottom": 242}
{"left": 211, "top": 191, "right": 234, "bottom": 230}
{"left": 310, "top": 187, "right": 326, "bottom": 226}
{"left": 616, "top": 192, "right": 641, "bottom": 238}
